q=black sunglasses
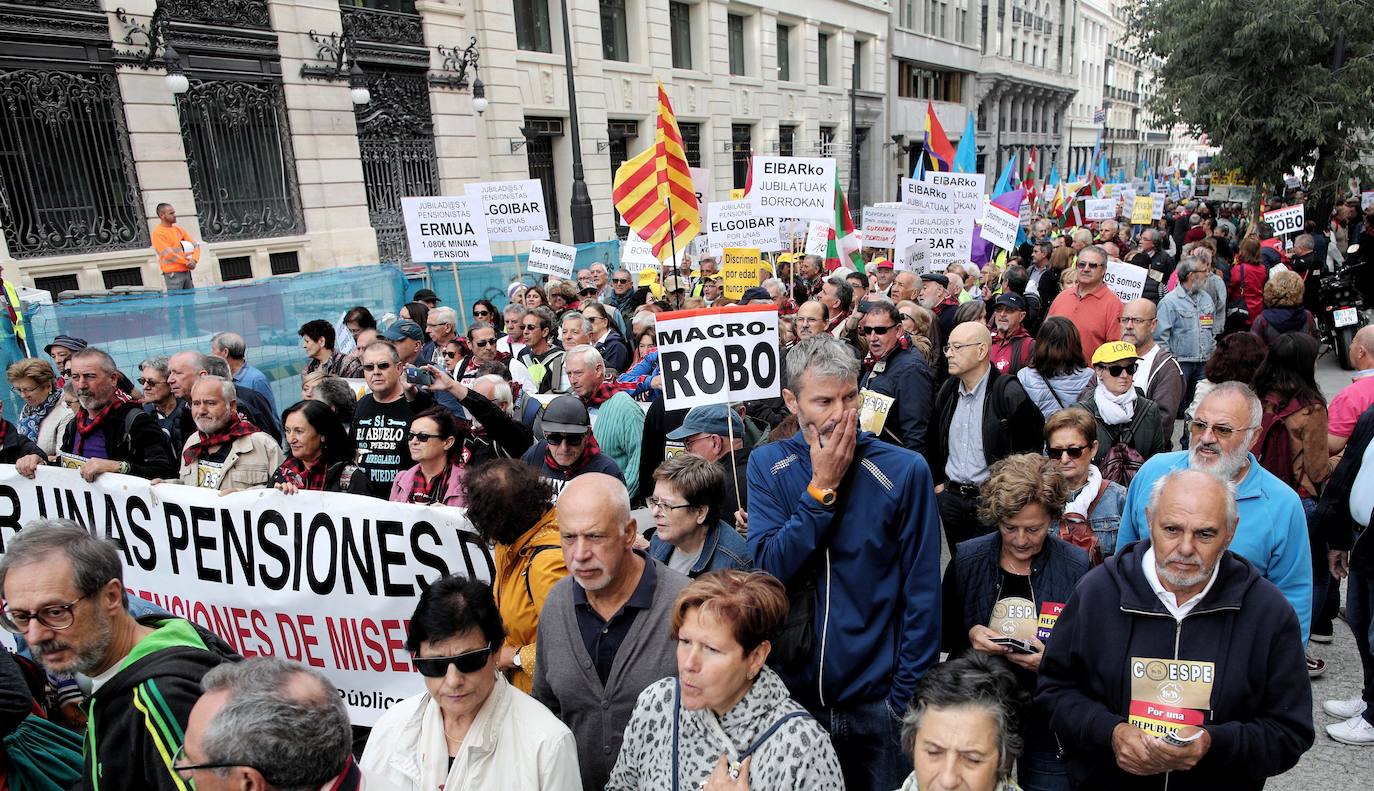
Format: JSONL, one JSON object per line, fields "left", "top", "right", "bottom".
{"left": 612, "top": 278, "right": 631, "bottom": 284}
{"left": 860, "top": 325, "right": 898, "bottom": 336}
{"left": 547, "top": 433, "right": 586, "bottom": 446}
{"left": 413, "top": 644, "right": 493, "bottom": 677}
{"left": 474, "top": 338, "right": 497, "bottom": 347}
{"left": 361, "top": 362, "right": 393, "bottom": 372}
{"left": 1098, "top": 363, "right": 1138, "bottom": 377}
{"left": 406, "top": 431, "right": 442, "bottom": 443}
{"left": 474, "top": 310, "right": 492, "bottom": 317}
{"left": 1047, "top": 445, "right": 1089, "bottom": 460}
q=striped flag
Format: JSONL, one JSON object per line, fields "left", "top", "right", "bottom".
{"left": 826, "top": 172, "right": 863, "bottom": 272}
{"left": 612, "top": 83, "right": 700, "bottom": 261}
{"left": 1021, "top": 148, "right": 1039, "bottom": 207}
{"left": 914, "top": 101, "right": 956, "bottom": 177}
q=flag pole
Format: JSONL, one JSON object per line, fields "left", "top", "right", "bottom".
{"left": 664, "top": 194, "right": 682, "bottom": 310}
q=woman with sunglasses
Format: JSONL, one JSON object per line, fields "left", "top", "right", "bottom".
{"left": 361, "top": 576, "right": 581, "bottom": 790}
{"left": 1073, "top": 341, "right": 1166, "bottom": 485}
{"left": 1044, "top": 406, "right": 1127, "bottom": 558}
{"left": 471, "top": 299, "right": 499, "bottom": 327}
{"left": 389, "top": 407, "right": 468, "bottom": 507}
{"left": 270, "top": 400, "right": 357, "bottom": 494}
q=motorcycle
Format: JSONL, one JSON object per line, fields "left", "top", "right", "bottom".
{"left": 1317, "top": 244, "right": 1368, "bottom": 370}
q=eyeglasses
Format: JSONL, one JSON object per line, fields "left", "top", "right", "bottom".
{"left": 406, "top": 431, "right": 442, "bottom": 443}
{"left": 361, "top": 362, "right": 393, "bottom": 372}
{"left": 172, "top": 744, "right": 280, "bottom": 784}
{"left": 1097, "top": 363, "right": 1138, "bottom": 377}
{"left": 413, "top": 644, "right": 494, "bottom": 677}
{"left": 1186, "top": 419, "right": 1257, "bottom": 439}
{"left": 1119, "top": 316, "right": 1152, "bottom": 325}
{"left": 473, "top": 310, "right": 492, "bottom": 318}
{"left": 474, "top": 338, "right": 497, "bottom": 348}
{"left": 442, "top": 350, "right": 459, "bottom": 359}
{"left": 1, "top": 595, "right": 87, "bottom": 634}
{"left": 521, "top": 323, "right": 541, "bottom": 331}
{"left": 135, "top": 378, "right": 164, "bottom": 388}
{"left": 648, "top": 497, "right": 697, "bottom": 512}
{"left": 612, "top": 278, "right": 631, "bottom": 284}
{"left": 546, "top": 433, "right": 586, "bottom": 446}
{"left": 944, "top": 341, "right": 984, "bottom": 354}
{"left": 426, "top": 322, "right": 452, "bottom": 329}
{"left": 10, "top": 384, "right": 42, "bottom": 396}
{"left": 1076, "top": 260, "right": 1105, "bottom": 270}
{"left": 860, "top": 325, "right": 898, "bottom": 336}
{"left": 1047, "top": 445, "right": 1089, "bottom": 460}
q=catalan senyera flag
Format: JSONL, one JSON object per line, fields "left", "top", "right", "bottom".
{"left": 612, "top": 83, "right": 700, "bottom": 261}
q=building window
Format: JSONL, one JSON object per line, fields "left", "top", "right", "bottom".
{"left": 600, "top": 0, "right": 629, "bottom": 62}
{"left": 269, "top": 250, "right": 300, "bottom": 275}
{"left": 178, "top": 79, "right": 303, "bottom": 242}
{"left": 669, "top": 1, "right": 692, "bottom": 69}
{"left": 731, "top": 123, "right": 752, "bottom": 189}
{"left": 853, "top": 39, "right": 864, "bottom": 89}
{"left": 900, "top": 0, "right": 915, "bottom": 28}
{"left": 33, "top": 274, "right": 79, "bottom": 299}
{"left": 819, "top": 125, "right": 835, "bottom": 156}
{"left": 608, "top": 120, "right": 638, "bottom": 236}
{"left": 728, "top": 14, "right": 746, "bottom": 76}
{"left": 818, "top": 31, "right": 831, "bottom": 85}
{"left": 101, "top": 267, "right": 143, "bottom": 289}
{"left": 896, "top": 61, "right": 962, "bottom": 103}
{"left": 515, "top": 0, "right": 552, "bottom": 52}
{"left": 778, "top": 124, "right": 795, "bottom": 157}
{"left": 0, "top": 69, "right": 148, "bottom": 259}
{"left": 678, "top": 122, "right": 701, "bottom": 167}
{"left": 776, "top": 23, "right": 791, "bottom": 82}
{"left": 523, "top": 117, "right": 564, "bottom": 242}
{"left": 218, "top": 256, "right": 252, "bottom": 281}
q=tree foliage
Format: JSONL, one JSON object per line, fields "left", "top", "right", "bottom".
{"left": 1128, "top": 0, "right": 1374, "bottom": 218}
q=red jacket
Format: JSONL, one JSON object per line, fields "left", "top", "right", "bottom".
{"left": 1228, "top": 261, "right": 1268, "bottom": 327}
{"left": 989, "top": 325, "right": 1035, "bottom": 374}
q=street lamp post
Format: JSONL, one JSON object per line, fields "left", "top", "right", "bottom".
{"left": 559, "top": 0, "right": 596, "bottom": 244}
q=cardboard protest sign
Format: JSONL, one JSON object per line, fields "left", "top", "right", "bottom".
{"left": 1115, "top": 186, "right": 1137, "bottom": 208}
{"left": 898, "top": 238, "right": 930, "bottom": 272}
{"left": 401, "top": 196, "right": 491, "bottom": 263}
{"left": 895, "top": 213, "right": 974, "bottom": 272}
{"left": 1151, "top": 192, "right": 1166, "bottom": 220}
{"left": 690, "top": 167, "right": 712, "bottom": 211}
{"left": 620, "top": 230, "right": 659, "bottom": 272}
{"left": 859, "top": 389, "right": 894, "bottom": 435}
{"left": 748, "top": 156, "right": 835, "bottom": 221}
{"left": 1130, "top": 196, "right": 1155, "bottom": 226}
{"left": 901, "top": 178, "right": 952, "bottom": 212}
{"left": 656, "top": 304, "right": 782, "bottom": 411}
{"left": 1104, "top": 260, "right": 1149, "bottom": 302}
{"left": 981, "top": 199, "right": 1021, "bottom": 251}
{"left": 1284, "top": 174, "right": 1301, "bottom": 190}
{"left": 1262, "top": 204, "right": 1305, "bottom": 236}
{"left": 804, "top": 221, "right": 830, "bottom": 258}
{"left": 0, "top": 465, "right": 495, "bottom": 726}
{"left": 925, "top": 172, "right": 986, "bottom": 217}
{"left": 1085, "top": 198, "right": 1117, "bottom": 221}
{"left": 862, "top": 204, "right": 901, "bottom": 249}
{"left": 720, "top": 248, "right": 761, "bottom": 300}
{"left": 463, "top": 179, "right": 549, "bottom": 242}
{"left": 706, "top": 200, "right": 781, "bottom": 253}
{"left": 526, "top": 240, "right": 578, "bottom": 279}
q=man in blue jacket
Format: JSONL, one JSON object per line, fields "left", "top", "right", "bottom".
{"left": 858, "top": 301, "right": 933, "bottom": 453}
{"left": 746, "top": 333, "right": 942, "bottom": 791}
{"left": 1039, "top": 468, "right": 1313, "bottom": 789}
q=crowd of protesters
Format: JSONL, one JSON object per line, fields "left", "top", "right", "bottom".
{"left": 0, "top": 192, "right": 1371, "bottom": 791}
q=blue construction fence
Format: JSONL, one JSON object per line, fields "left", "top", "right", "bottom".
{"left": 1, "top": 240, "right": 621, "bottom": 423}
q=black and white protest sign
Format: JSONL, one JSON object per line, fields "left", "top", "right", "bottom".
{"left": 895, "top": 212, "right": 974, "bottom": 272}
{"left": 748, "top": 156, "right": 835, "bottom": 221}
{"left": 691, "top": 167, "right": 712, "bottom": 211}
{"left": 463, "top": 179, "right": 549, "bottom": 242}
{"left": 1262, "top": 204, "right": 1305, "bottom": 236}
{"left": 656, "top": 304, "right": 781, "bottom": 411}
{"left": 925, "top": 172, "right": 986, "bottom": 218}
{"left": 707, "top": 199, "right": 781, "bottom": 252}
{"left": 527, "top": 240, "right": 578, "bottom": 279}
{"left": 1104, "top": 260, "right": 1149, "bottom": 302}
{"left": 901, "top": 178, "right": 952, "bottom": 212}
{"left": 401, "top": 196, "right": 492, "bottom": 263}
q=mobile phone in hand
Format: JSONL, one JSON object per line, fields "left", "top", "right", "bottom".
{"left": 989, "top": 636, "right": 1040, "bottom": 655}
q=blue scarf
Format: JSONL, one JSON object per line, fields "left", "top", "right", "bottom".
{"left": 17, "top": 389, "right": 59, "bottom": 442}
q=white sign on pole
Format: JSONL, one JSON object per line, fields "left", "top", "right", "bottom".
{"left": 1361, "top": 190, "right": 1374, "bottom": 212}
{"left": 894, "top": 213, "right": 974, "bottom": 272}
{"left": 861, "top": 205, "right": 901, "bottom": 249}
{"left": 401, "top": 196, "right": 492, "bottom": 263}
{"left": 463, "top": 179, "right": 549, "bottom": 242}
{"left": 1284, "top": 175, "right": 1301, "bottom": 190}
{"left": 1104, "top": 260, "right": 1149, "bottom": 302}
{"left": 690, "top": 167, "right": 712, "bottom": 211}
{"left": 0, "top": 465, "right": 494, "bottom": 726}
{"left": 898, "top": 238, "right": 931, "bottom": 273}
{"left": 804, "top": 221, "right": 830, "bottom": 258}
{"left": 621, "top": 230, "right": 659, "bottom": 272}
{"left": 1262, "top": 204, "right": 1305, "bottom": 236}
{"left": 706, "top": 200, "right": 782, "bottom": 253}
{"left": 748, "top": 156, "right": 836, "bottom": 221}
{"left": 901, "top": 178, "right": 952, "bottom": 212}
{"left": 1150, "top": 192, "right": 1166, "bottom": 220}
{"left": 1085, "top": 198, "right": 1117, "bottom": 221}
{"left": 925, "top": 172, "right": 986, "bottom": 218}
{"left": 526, "top": 240, "right": 578, "bottom": 279}
{"left": 656, "top": 305, "right": 782, "bottom": 411}
{"left": 1114, "top": 186, "right": 1137, "bottom": 209}
{"left": 981, "top": 201, "right": 1020, "bottom": 251}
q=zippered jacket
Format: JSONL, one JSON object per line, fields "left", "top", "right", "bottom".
{"left": 746, "top": 430, "right": 942, "bottom": 712}
{"left": 1036, "top": 540, "right": 1313, "bottom": 790}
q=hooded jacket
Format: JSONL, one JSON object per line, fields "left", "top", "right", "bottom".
{"left": 1017, "top": 366, "right": 1096, "bottom": 420}
{"left": 746, "top": 430, "right": 942, "bottom": 712}
{"left": 1037, "top": 541, "right": 1313, "bottom": 790}
{"left": 82, "top": 616, "right": 239, "bottom": 791}
{"left": 492, "top": 509, "right": 568, "bottom": 693}
{"left": 1251, "top": 306, "right": 1318, "bottom": 348}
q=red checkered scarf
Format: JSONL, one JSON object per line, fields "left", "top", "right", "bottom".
{"left": 544, "top": 432, "right": 602, "bottom": 472}
{"left": 276, "top": 456, "right": 329, "bottom": 491}
{"left": 183, "top": 414, "right": 260, "bottom": 466}
{"left": 408, "top": 463, "right": 454, "bottom": 504}
{"left": 74, "top": 389, "right": 135, "bottom": 438}
{"left": 863, "top": 333, "right": 911, "bottom": 371}
{"left": 580, "top": 381, "right": 620, "bottom": 408}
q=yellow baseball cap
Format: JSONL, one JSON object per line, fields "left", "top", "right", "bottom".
{"left": 1091, "top": 341, "right": 1138, "bottom": 366}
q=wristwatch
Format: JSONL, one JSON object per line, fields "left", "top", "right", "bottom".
{"left": 512, "top": 647, "right": 523, "bottom": 669}
{"left": 807, "top": 482, "right": 838, "bottom": 507}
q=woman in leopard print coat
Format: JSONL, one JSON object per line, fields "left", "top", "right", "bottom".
{"left": 605, "top": 571, "right": 844, "bottom": 790}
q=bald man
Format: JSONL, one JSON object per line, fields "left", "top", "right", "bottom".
{"left": 532, "top": 473, "right": 689, "bottom": 790}
{"left": 928, "top": 322, "right": 1046, "bottom": 552}
{"left": 1119, "top": 298, "right": 1185, "bottom": 447}
{"left": 890, "top": 271, "right": 920, "bottom": 303}
{"left": 1329, "top": 325, "right": 1374, "bottom": 455}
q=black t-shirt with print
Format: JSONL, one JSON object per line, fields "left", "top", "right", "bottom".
{"left": 350, "top": 391, "right": 433, "bottom": 498}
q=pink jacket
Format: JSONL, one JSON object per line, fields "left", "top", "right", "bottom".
{"left": 389, "top": 463, "right": 467, "bottom": 506}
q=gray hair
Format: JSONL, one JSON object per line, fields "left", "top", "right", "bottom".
{"left": 473, "top": 374, "right": 513, "bottom": 412}
{"left": 1071, "top": 228, "right": 1093, "bottom": 245}
{"left": 363, "top": 339, "right": 401, "bottom": 364}
{"left": 761, "top": 277, "right": 785, "bottom": 297}
{"left": 0, "top": 519, "right": 128, "bottom": 609}
{"left": 785, "top": 334, "right": 859, "bottom": 392}
{"left": 1293, "top": 233, "right": 1314, "bottom": 252}
{"left": 211, "top": 332, "right": 246, "bottom": 360}
{"left": 824, "top": 276, "right": 854, "bottom": 311}
{"left": 199, "top": 658, "right": 352, "bottom": 791}
{"left": 312, "top": 377, "right": 357, "bottom": 425}
{"left": 430, "top": 306, "right": 457, "bottom": 326}
{"left": 561, "top": 311, "right": 594, "bottom": 336}
{"left": 140, "top": 355, "right": 170, "bottom": 378}
{"left": 1148, "top": 468, "right": 1239, "bottom": 529}
{"left": 503, "top": 303, "right": 529, "bottom": 320}
{"left": 1078, "top": 244, "right": 1109, "bottom": 265}
{"left": 1202, "top": 381, "right": 1264, "bottom": 438}
{"left": 565, "top": 344, "right": 604, "bottom": 369}
{"left": 1174, "top": 255, "right": 1203, "bottom": 281}
{"left": 192, "top": 374, "right": 236, "bottom": 403}
{"left": 590, "top": 262, "right": 609, "bottom": 275}
{"left": 71, "top": 347, "right": 117, "bottom": 374}
{"left": 901, "top": 651, "right": 1024, "bottom": 778}
{"left": 529, "top": 306, "right": 557, "bottom": 332}
{"left": 203, "top": 356, "right": 230, "bottom": 379}
{"left": 172, "top": 350, "right": 214, "bottom": 375}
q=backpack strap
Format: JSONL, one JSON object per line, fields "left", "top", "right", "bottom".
{"left": 522, "top": 543, "right": 561, "bottom": 604}
{"left": 1086, "top": 478, "right": 1111, "bottom": 515}
{"left": 739, "top": 711, "right": 813, "bottom": 761}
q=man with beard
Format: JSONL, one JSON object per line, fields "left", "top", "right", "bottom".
{"left": 917, "top": 272, "right": 959, "bottom": 340}
{"left": 1116, "top": 382, "right": 1313, "bottom": 643}
{"left": 1039, "top": 469, "right": 1313, "bottom": 789}
{"left": 173, "top": 376, "right": 282, "bottom": 491}
{"left": 60, "top": 347, "right": 177, "bottom": 481}
{"left": 0, "top": 520, "right": 237, "bottom": 790}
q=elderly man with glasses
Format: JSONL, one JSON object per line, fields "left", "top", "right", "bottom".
{"left": 858, "top": 301, "right": 934, "bottom": 454}
{"left": 1049, "top": 244, "right": 1124, "bottom": 364}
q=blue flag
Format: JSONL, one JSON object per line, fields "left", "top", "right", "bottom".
{"left": 953, "top": 112, "right": 978, "bottom": 174}
{"left": 993, "top": 153, "right": 1019, "bottom": 197}
{"left": 1148, "top": 171, "right": 1158, "bottom": 194}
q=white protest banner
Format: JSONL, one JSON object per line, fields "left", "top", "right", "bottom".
{"left": 926, "top": 172, "right": 986, "bottom": 218}
{"left": 706, "top": 200, "right": 782, "bottom": 253}
{"left": 898, "top": 238, "right": 930, "bottom": 272}
{"left": 1151, "top": 192, "right": 1166, "bottom": 220}
{"left": 748, "top": 156, "right": 835, "bottom": 221}
{"left": 861, "top": 204, "right": 901, "bottom": 249}
{"left": 1104, "top": 260, "right": 1149, "bottom": 302}
{"left": 1262, "top": 204, "right": 1305, "bottom": 236}
{"left": 901, "top": 178, "right": 952, "bottom": 212}
{"left": 401, "top": 196, "right": 491, "bottom": 263}
{"left": 1017, "top": 201, "right": 1032, "bottom": 228}
{"left": 463, "top": 179, "right": 549, "bottom": 242}
{"left": 690, "top": 167, "right": 712, "bottom": 211}
{"left": 620, "top": 230, "right": 659, "bottom": 272}
{"left": 804, "top": 220, "right": 830, "bottom": 258}
{"left": 526, "top": 240, "right": 578, "bottom": 279}
{"left": 895, "top": 212, "right": 974, "bottom": 271}
{"left": 1362, "top": 190, "right": 1374, "bottom": 212}
{"left": 981, "top": 200, "right": 1020, "bottom": 251}
{"left": 1085, "top": 198, "right": 1117, "bottom": 221}
{"left": 656, "top": 304, "right": 782, "bottom": 411}
{"left": 0, "top": 466, "right": 494, "bottom": 726}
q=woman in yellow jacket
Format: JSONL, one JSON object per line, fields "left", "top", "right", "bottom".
{"left": 463, "top": 459, "right": 569, "bottom": 693}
